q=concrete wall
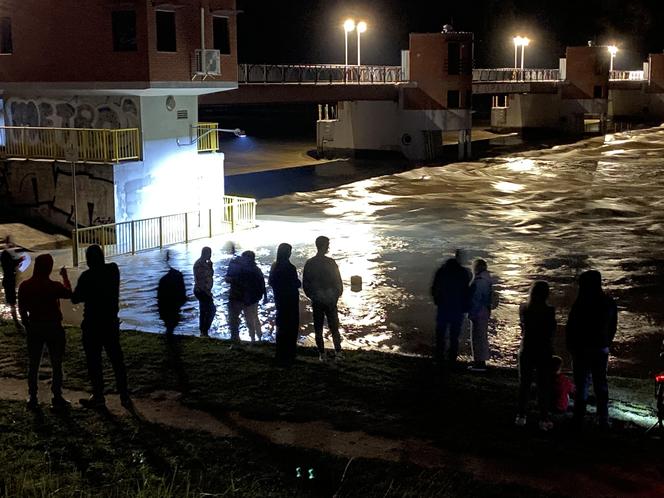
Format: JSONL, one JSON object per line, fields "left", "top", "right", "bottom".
{"left": 491, "top": 94, "right": 560, "bottom": 130}
{"left": 3, "top": 95, "right": 140, "bottom": 128}
{"left": 113, "top": 95, "right": 225, "bottom": 222}
{"left": 609, "top": 89, "right": 650, "bottom": 119}
{"left": 0, "top": 160, "right": 115, "bottom": 231}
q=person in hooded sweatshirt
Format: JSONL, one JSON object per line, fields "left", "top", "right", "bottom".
{"left": 431, "top": 250, "right": 472, "bottom": 367}
{"left": 269, "top": 243, "right": 301, "bottom": 366}
{"left": 157, "top": 251, "right": 187, "bottom": 334}
{"left": 226, "top": 250, "right": 266, "bottom": 343}
{"left": 468, "top": 259, "right": 493, "bottom": 372}
{"left": 71, "top": 245, "right": 131, "bottom": 410}
{"left": 193, "top": 246, "right": 215, "bottom": 337}
{"left": 566, "top": 270, "right": 617, "bottom": 428}
{"left": 18, "top": 253, "right": 72, "bottom": 410}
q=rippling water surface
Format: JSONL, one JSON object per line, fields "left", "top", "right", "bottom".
{"left": 5, "top": 128, "right": 664, "bottom": 375}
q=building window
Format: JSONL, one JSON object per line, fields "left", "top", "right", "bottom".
{"left": 447, "top": 90, "right": 460, "bottom": 108}
{"left": 447, "top": 42, "right": 460, "bottom": 75}
{"left": 213, "top": 16, "right": 230, "bottom": 55}
{"left": 156, "top": 10, "right": 176, "bottom": 52}
{"left": 0, "top": 17, "right": 12, "bottom": 54}
{"left": 112, "top": 11, "right": 137, "bottom": 51}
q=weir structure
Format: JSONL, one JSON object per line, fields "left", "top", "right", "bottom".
{"left": 0, "top": 0, "right": 252, "bottom": 241}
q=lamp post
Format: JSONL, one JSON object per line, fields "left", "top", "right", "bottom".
{"left": 343, "top": 19, "right": 355, "bottom": 67}
{"left": 513, "top": 36, "right": 522, "bottom": 69}
{"left": 356, "top": 21, "right": 367, "bottom": 66}
{"left": 608, "top": 45, "right": 618, "bottom": 73}
{"left": 520, "top": 37, "right": 530, "bottom": 73}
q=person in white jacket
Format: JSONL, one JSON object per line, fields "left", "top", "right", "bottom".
{"left": 468, "top": 259, "right": 493, "bottom": 371}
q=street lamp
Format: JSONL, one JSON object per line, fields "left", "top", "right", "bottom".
{"left": 608, "top": 45, "right": 618, "bottom": 72}
{"left": 513, "top": 36, "right": 523, "bottom": 69}
{"left": 357, "top": 21, "right": 367, "bottom": 66}
{"left": 520, "top": 37, "right": 530, "bottom": 73}
{"left": 343, "top": 19, "right": 355, "bottom": 67}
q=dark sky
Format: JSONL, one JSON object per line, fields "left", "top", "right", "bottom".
{"left": 236, "top": 0, "right": 663, "bottom": 70}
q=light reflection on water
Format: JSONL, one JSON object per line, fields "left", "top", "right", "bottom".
{"left": 3, "top": 128, "right": 664, "bottom": 375}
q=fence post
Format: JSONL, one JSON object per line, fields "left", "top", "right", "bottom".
{"left": 130, "top": 221, "right": 136, "bottom": 254}
{"left": 72, "top": 229, "right": 79, "bottom": 267}
{"left": 159, "top": 217, "right": 163, "bottom": 248}
{"left": 208, "top": 208, "right": 213, "bottom": 237}
{"left": 231, "top": 200, "right": 236, "bottom": 232}
{"left": 185, "top": 212, "right": 189, "bottom": 243}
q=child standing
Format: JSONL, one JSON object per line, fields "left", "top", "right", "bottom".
{"left": 551, "top": 355, "right": 575, "bottom": 413}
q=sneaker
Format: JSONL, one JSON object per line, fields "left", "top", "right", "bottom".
{"left": 79, "top": 395, "right": 106, "bottom": 409}
{"left": 538, "top": 420, "right": 554, "bottom": 432}
{"left": 318, "top": 352, "right": 327, "bottom": 362}
{"left": 26, "top": 396, "right": 39, "bottom": 411}
{"left": 334, "top": 351, "right": 345, "bottom": 361}
{"left": 514, "top": 415, "right": 527, "bottom": 427}
{"left": 50, "top": 396, "right": 71, "bottom": 411}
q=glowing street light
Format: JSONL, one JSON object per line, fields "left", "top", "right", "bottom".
{"left": 608, "top": 45, "right": 618, "bottom": 72}
{"left": 343, "top": 19, "right": 355, "bottom": 67}
{"left": 356, "top": 21, "right": 367, "bottom": 66}
{"left": 513, "top": 36, "right": 530, "bottom": 73}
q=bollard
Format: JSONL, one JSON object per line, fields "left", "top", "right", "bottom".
{"left": 350, "top": 275, "right": 362, "bottom": 292}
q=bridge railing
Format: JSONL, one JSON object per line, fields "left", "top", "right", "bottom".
{"left": 238, "top": 64, "right": 405, "bottom": 85}
{"left": 72, "top": 195, "right": 257, "bottom": 266}
{"left": 609, "top": 70, "right": 645, "bottom": 81}
{"left": 473, "top": 68, "right": 561, "bottom": 82}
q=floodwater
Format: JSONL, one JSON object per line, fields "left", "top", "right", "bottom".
{"left": 5, "top": 128, "right": 664, "bottom": 376}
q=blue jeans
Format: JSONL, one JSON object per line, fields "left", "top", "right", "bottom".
{"left": 572, "top": 350, "right": 609, "bottom": 423}
{"left": 435, "top": 308, "right": 464, "bottom": 363}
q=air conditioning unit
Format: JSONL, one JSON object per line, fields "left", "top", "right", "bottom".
{"left": 194, "top": 49, "right": 221, "bottom": 76}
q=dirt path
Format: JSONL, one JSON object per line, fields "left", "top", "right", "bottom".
{"left": 1, "top": 376, "right": 662, "bottom": 498}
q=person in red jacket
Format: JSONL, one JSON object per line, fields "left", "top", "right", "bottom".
{"left": 18, "top": 253, "right": 72, "bottom": 411}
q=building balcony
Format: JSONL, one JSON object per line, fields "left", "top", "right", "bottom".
{"left": 0, "top": 126, "right": 141, "bottom": 163}
{"left": 196, "top": 122, "right": 219, "bottom": 153}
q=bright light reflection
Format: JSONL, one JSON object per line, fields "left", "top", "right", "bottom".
{"left": 493, "top": 181, "right": 524, "bottom": 193}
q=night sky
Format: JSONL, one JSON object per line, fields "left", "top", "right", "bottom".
{"left": 236, "top": 0, "right": 662, "bottom": 70}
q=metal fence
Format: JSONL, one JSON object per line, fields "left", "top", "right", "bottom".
{"left": 609, "top": 70, "right": 646, "bottom": 81}
{"left": 0, "top": 126, "right": 141, "bottom": 163}
{"left": 72, "top": 196, "right": 257, "bottom": 266}
{"left": 238, "top": 63, "right": 405, "bottom": 85}
{"left": 473, "top": 68, "right": 561, "bottom": 82}
{"left": 196, "top": 122, "right": 219, "bottom": 152}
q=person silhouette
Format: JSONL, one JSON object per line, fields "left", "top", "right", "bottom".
{"left": 431, "top": 249, "right": 472, "bottom": 367}
{"left": 303, "top": 236, "right": 343, "bottom": 361}
{"left": 226, "top": 250, "right": 266, "bottom": 342}
{"left": 18, "top": 254, "right": 72, "bottom": 411}
{"left": 269, "top": 243, "right": 301, "bottom": 366}
{"left": 1, "top": 236, "right": 24, "bottom": 332}
{"left": 468, "top": 259, "right": 493, "bottom": 372}
{"left": 193, "top": 246, "right": 215, "bottom": 337}
{"left": 71, "top": 245, "right": 131, "bottom": 410}
{"left": 566, "top": 270, "right": 617, "bottom": 428}
{"left": 157, "top": 251, "right": 187, "bottom": 334}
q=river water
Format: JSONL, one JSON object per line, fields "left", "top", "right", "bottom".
{"left": 4, "top": 128, "right": 664, "bottom": 376}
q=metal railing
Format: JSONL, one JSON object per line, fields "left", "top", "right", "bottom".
{"left": 238, "top": 63, "right": 405, "bottom": 85}
{"left": 196, "top": 122, "right": 219, "bottom": 152}
{"left": 72, "top": 195, "right": 256, "bottom": 266}
{"left": 473, "top": 68, "right": 561, "bottom": 82}
{"left": 0, "top": 126, "right": 141, "bottom": 163}
{"left": 610, "top": 70, "right": 646, "bottom": 81}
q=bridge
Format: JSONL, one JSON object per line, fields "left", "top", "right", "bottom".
{"left": 200, "top": 64, "right": 648, "bottom": 105}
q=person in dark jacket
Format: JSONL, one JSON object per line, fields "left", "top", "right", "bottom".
{"left": 515, "top": 280, "right": 556, "bottom": 430}
{"left": 193, "top": 246, "right": 215, "bottom": 337}
{"left": 1, "top": 236, "right": 24, "bottom": 331}
{"left": 157, "top": 252, "right": 187, "bottom": 334}
{"left": 71, "top": 245, "right": 131, "bottom": 410}
{"left": 303, "top": 236, "right": 344, "bottom": 361}
{"left": 269, "top": 243, "right": 301, "bottom": 366}
{"left": 431, "top": 251, "right": 472, "bottom": 366}
{"left": 18, "top": 253, "right": 72, "bottom": 410}
{"left": 566, "top": 270, "right": 618, "bottom": 427}
{"left": 226, "top": 250, "right": 266, "bottom": 342}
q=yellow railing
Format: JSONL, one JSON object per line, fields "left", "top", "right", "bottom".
{"left": 72, "top": 195, "right": 257, "bottom": 266}
{"left": 0, "top": 126, "right": 141, "bottom": 163}
{"left": 196, "top": 122, "right": 219, "bottom": 153}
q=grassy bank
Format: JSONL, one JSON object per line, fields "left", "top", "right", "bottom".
{"left": 0, "top": 321, "right": 662, "bottom": 496}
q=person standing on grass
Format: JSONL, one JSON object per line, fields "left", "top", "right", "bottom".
{"left": 226, "top": 251, "right": 266, "bottom": 343}
{"left": 72, "top": 245, "right": 132, "bottom": 410}
{"left": 515, "top": 280, "right": 556, "bottom": 431}
{"left": 18, "top": 254, "right": 72, "bottom": 411}
{"left": 431, "top": 249, "right": 472, "bottom": 367}
{"left": 303, "top": 236, "right": 344, "bottom": 362}
{"left": 157, "top": 251, "right": 187, "bottom": 335}
{"left": 269, "top": 243, "right": 301, "bottom": 366}
{"left": 193, "top": 246, "right": 215, "bottom": 338}
{"left": 566, "top": 270, "right": 617, "bottom": 429}
{"left": 1, "top": 236, "right": 24, "bottom": 332}
{"left": 467, "top": 258, "right": 493, "bottom": 372}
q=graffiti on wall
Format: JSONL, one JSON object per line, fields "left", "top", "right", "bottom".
{"left": 4, "top": 95, "right": 139, "bottom": 129}
{"left": 0, "top": 160, "right": 115, "bottom": 232}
